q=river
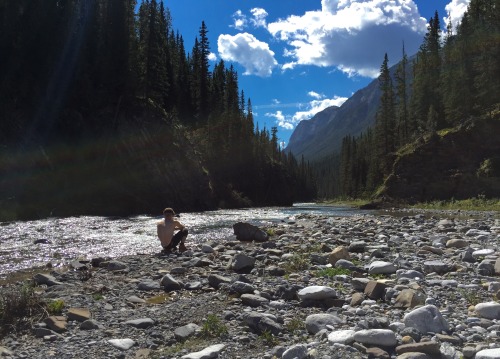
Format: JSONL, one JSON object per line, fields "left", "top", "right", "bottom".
{"left": 0, "top": 204, "right": 371, "bottom": 280}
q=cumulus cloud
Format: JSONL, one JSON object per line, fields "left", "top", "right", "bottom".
{"left": 444, "top": 0, "right": 470, "bottom": 32}
{"left": 267, "top": 0, "right": 428, "bottom": 78}
{"left": 218, "top": 33, "right": 278, "bottom": 77}
{"left": 265, "top": 111, "right": 293, "bottom": 130}
{"left": 231, "top": 10, "right": 248, "bottom": 30}
{"left": 264, "top": 95, "right": 348, "bottom": 130}
{"left": 292, "top": 96, "right": 348, "bottom": 123}
{"left": 250, "top": 8, "right": 268, "bottom": 28}
{"left": 207, "top": 52, "right": 217, "bottom": 61}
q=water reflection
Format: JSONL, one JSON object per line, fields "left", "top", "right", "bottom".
{"left": 0, "top": 204, "right": 365, "bottom": 278}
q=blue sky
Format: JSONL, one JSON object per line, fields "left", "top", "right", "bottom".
{"left": 163, "top": 0, "right": 471, "bottom": 147}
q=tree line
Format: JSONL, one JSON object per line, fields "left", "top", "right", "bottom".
{"left": 318, "top": 0, "right": 499, "bottom": 199}
{"left": 0, "top": 0, "right": 316, "bottom": 219}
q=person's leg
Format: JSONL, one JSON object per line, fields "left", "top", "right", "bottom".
{"left": 168, "top": 228, "right": 188, "bottom": 250}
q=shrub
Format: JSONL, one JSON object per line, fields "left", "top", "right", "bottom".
{"left": 47, "top": 299, "right": 65, "bottom": 315}
{"left": 315, "top": 267, "right": 351, "bottom": 278}
{"left": 200, "top": 314, "right": 228, "bottom": 338}
{"left": 0, "top": 281, "right": 45, "bottom": 335}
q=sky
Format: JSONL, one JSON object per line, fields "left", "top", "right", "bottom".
{"left": 163, "top": 0, "right": 471, "bottom": 147}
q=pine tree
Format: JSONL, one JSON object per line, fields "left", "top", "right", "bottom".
{"left": 395, "top": 43, "right": 409, "bottom": 144}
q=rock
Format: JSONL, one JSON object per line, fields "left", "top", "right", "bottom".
{"left": 396, "top": 270, "right": 425, "bottom": 281}
{"left": 282, "top": 344, "right": 308, "bottom": 359}
{"left": 44, "top": 316, "right": 67, "bottom": 332}
{"left": 126, "top": 295, "right": 146, "bottom": 304}
{"left": 475, "top": 348, "right": 500, "bottom": 359}
{"left": 368, "top": 261, "right": 397, "bottom": 275}
{"left": 423, "top": 261, "right": 455, "bottom": 274}
{"left": 297, "top": 286, "right": 337, "bottom": 301}
{"left": 240, "top": 294, "right": 269, "bottom": 307}
{"left": 233, "top": 222, "right": 268, "bottom": 242}
{"left": 160, "top": 274, "right": 182, "bottom": 291}
{"left": 124, "top": 318, "right": 155, "bottom": 329}
{"left": 495, "top": 257, "right": 500, "bottom": 275}
{"left": 108, "top": 338, "right": 135, "bottom": 351}
{"left": 230, "top": 281, "right": 255, "bottom": 294}
{"left": 366, "top": 347, "right": 390, "bottom": 358}
{"left": 207, "top": 274, "right": 232, "bottom": 289}
{"left": 67, "top": 308, "right": 91, "bottom": 322}
{"left": 137, "top": 279, "right": 161, "bottom": 291}
{"left": 33, "top": 273, "right": 63, "bottom": 286}
{"left": 353, "top": 329, "right": 398, "bottom": 347}
{"left": 352, "top": 278, "right": 371, "bottom": 291}
{"left": 474, "top": 302, "right": 500, "bottom": 320}
{"left": 328, "top": 246, "right": 350, "bottom": 265}
{"left": 328, "top": 329, "right": 356, "bottom": 344}
{"left": 174, "top": 323, "right": 200, "bottom": 341}
{"left": 105, "top": 261, "right": 128, "bottom": 271}
{"left": 364, "top": 281, "right": 388, "bottom": 300}
{"left": 396, "top": 342, "right": 441, "bottom": 356}
{"left": 394, "top": 289, "right": 426, "bottom": 309}
{"left": 305, "top": 313, "right": 342, "bottom": 334}
{"left": 445, "top": 239, "right": 468, "bottom": 248}
{"left": 350, "top": 292, "right": 364, "bottom": 306}
{"left": 242, "top": 312, "right": 282, "bottom": 335}
{"left": 403, "top": 305, "right": 449, "bottom": 334}
{"left": 80, "top": 319, "right": 100, "bottom": 330}
{"left": 181, "top": 344, "right": 225, "bottom": 359}
{"left": 396, "top": 354, "right": 431, "bottom": 359}
{"left": 231, "top": 253, "right": 256, "bottom": 272}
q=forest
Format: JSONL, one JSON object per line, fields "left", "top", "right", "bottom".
{"left": 314, "top": 0, "right": 500, "bottom": 201}
{"left": 0, "top": 0, "right": 316, "bottom": 220}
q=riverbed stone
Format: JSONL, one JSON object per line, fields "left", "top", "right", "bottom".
{"left": 231, "top": 253, "right": 256, "bottom": 272}
{"left": 328, "top": 246, "right": 350, "bottom": 265}
{"left": 475, "top": 348, "right": 500, "bottom": 359}
{"left": 474, "top": 302, "right": 500, "bottom": 319}
{"left": 108, "top": 338, "right": 135, "bottom": 351}
{"left": 305, "top": 313, "right": 342, "bottom": 334}
{"left": 233, "top": 222, "right": 268, "bottom": 242}
{"left": 67, "top": 307, "right": 91, "bottom": 322}
{"left": 124, "top": 318, "right": 155, "bottom": 329}
{"left": 328, "top": 329, "right": 356, "bottom": 344}
{"left": 403, "top": 305, "right": 449, "bottom": 334}
{"left": 353, "top": 329, "right": 398, "bottom": 347}
{"left": 368, "top": 261, "right": 397, "bottom": 275}
{"left": 394, "top": 289, "right": 426, "bottom": 309}
{"left": 174, "top": 323, "right": 200, "bottom": 341}
{"left": 33, "top": 273, "right": 64, "bottom": 286}
{"left": 297, "top": 286, "right": 337, "bottom": 301}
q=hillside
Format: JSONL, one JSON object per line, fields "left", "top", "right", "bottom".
{"left": 380, "top": 114, "right": 500, "bottom": 203}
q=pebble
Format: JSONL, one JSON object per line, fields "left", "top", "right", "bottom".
{"left": 1, "top": 210, "right": 499, "bottom": 359}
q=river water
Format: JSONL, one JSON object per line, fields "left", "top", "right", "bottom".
{"left": 0, "top": 204, "right": 368, "bottom": 280}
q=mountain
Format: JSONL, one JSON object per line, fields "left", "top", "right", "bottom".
{"left": 286, "top": 60, "right": 407, "bottom": 162}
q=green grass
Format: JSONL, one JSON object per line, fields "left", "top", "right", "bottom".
{"left": 47, "top": 299, "right": 65, "bottom": 315}
{"left": 285, "top": 317, "right": 304, "bottom": 333}
{"left": 282, "top": 254, "right": 310, "bottom": 273}
{"left": 200, "top": 314, "right": 228, "bottom": 338}
{"left": 413, "top": 196, "right": 500, "bottom": 211}
{"left": 259, "top": 330, "right": 280, "bottom": 346}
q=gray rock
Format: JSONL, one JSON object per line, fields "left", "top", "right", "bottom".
{"left": 396, "top": 269, "right": 425, "bottom": 281}
{"left": 353, "top": 329, "right": 397, "bottom": 347}
{"left": 328, "top": 329, "right": 356, "bottom": 344}
{"left": 231, "top": 253, "right": 256, "bottom": 272}
{"left": 108, "top": 338, "right": 135, "bottom": 350}
{"left": 282, "top": 344, "right": 308, "bottom": 359}
{"left": 80, "top": 319, "right": 101, "bottom": 330}
{"left": 137, "top": 280, "right": 160, "bottom": 291}
{"left": 305, "top": 313, "right": 342, "bottom": 334}
{"left": 368, "top": 260, "right": 397, "bottom": 274}
{"left": 181, "top": 344, "right": 225, "bottom": 359}
{"left": 240, "top": 294, "right": 269, "bottom": 307}
{"left": 475, "top": 348, "right": 500, "bottom": 359}
{"left": 423, "top": 261, "right": 455, "bottom": 274}
{"left": 242, "top": 312, "right": 282, "bottom": 335}
{"left": 297, "top": 286, "right": 337, "bottom": 301}
{"left": 233, "top": 222, "right": 268, "bottom": 242}
{"left": 106, "top": 261, "right": 128, "bottom": 271}
{"left": 207, "top": 274, "right": 232, "bottom": 289}
{"left": 475, "top": 302, "right": 500, "bottom": 320}
{"left": 174, "top": 323, "right": 200, "bottom": 341}
{"left": 124, "top": 318, "right": 155, "bottom": 329}
{"left": 160, "top": 274, "right": 182, "bottom": 291}
{"left": 403, "top": 305, "right": 449, "bottom": 334}
{"left": 230, "top": 281, "right": 255, "bottom": 294}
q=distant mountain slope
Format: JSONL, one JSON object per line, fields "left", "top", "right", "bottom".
{"left": 286, "top": 60, "right": 407, "bottom": 162}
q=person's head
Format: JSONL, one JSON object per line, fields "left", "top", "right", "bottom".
{"left": 163, "top": 207, "right": 175, "bottom": 218}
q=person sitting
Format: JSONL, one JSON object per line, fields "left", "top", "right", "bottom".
{"left": 157, "top": 207, "right": 188, "bottom": 253}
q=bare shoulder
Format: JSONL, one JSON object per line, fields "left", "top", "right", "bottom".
{"left": 157, "top": 220, "right": 165, "bottom": 226}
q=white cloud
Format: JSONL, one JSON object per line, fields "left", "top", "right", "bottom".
{"left": 207, "top": 52, "right": 217, "bottom": 61}
{"left": 218, "top": 33, "right": 278, "bottom": 77}
{"left": 267, "top": 0, "right": 428, "bottom": 78}
{"left": 265, "top": 111, "right": 293, "bottom": 130}
{"left": 292, "top": 96, "right": 348, "bottom": 123}
{"left": 231, "top": 10, "right": 248, "bottom": 30}
{"left": 308, "top": 91, "right": 324, "bottom": 99}
{"left": 250, "top": 8, "right": 268, "bottom": 28}
{"left": 444, "top": 0, "right": 470, "bottom": 32}
{"left": 265, "top": 96, "right": 348, "bottom": 130}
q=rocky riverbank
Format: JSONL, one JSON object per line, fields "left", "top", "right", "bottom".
{"left": 1, "top": 210, "right": 499, "bottom": 359}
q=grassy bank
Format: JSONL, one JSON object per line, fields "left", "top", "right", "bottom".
{"left": 412, "top": 197, "right": 500, "bottom": 212}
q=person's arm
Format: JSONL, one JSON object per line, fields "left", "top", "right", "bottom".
{"left": 174, "top": 220, "right": 185, "bottom": 231}
{"left": 157, "top": 222, "right": 162, "bottom": 240}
